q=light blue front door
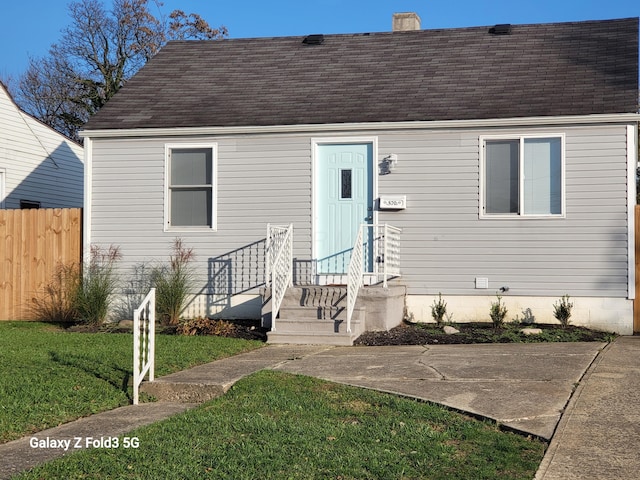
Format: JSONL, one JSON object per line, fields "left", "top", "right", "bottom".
{"left": 316, "top": 143, "right": 374, "bottom": 275}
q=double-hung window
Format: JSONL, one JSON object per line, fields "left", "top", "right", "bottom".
{"left": 482, "top": 135, "right": 564, "bottom": 217}
{"left": 165, "top": 145, "right": 217, "bottom": 229}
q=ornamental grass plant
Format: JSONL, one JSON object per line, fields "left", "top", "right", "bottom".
{"left": 31, "top": 245, "right": 121, "bottom": 325}
{"left": 151, "top": 239, "right": 196, "bottom": 325}
{"left": 75, "top": 245, "right": 122, "bottom": 325}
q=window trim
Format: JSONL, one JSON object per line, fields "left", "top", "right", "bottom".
{"left": 164, "top": 143, "right": 218, "bottom": 231}
{"left": 479, "top": 133, "right": 566, "bottom": 219}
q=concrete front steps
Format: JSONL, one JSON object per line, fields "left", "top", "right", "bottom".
{"left": 265, "top": 284, "right": 406, "bottom": 346}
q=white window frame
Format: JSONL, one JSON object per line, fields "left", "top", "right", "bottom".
{"left": 164, "top": 144, "right": 218, "bottom": 231}
{"left": 480, "top": 134, "right": 566, "bottom": 219}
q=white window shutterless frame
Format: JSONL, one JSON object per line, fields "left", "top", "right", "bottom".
{"left": 481, "top": 135, "right": 565, "bottom": 218}
{"left": 164, "top": 144, "right": 217, "bottom": 230}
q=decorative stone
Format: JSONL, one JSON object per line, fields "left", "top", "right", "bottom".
{"left": 521, "top": 328, "right": 543, "bottom": 336}
{"left": 443, "top": 325, "right": 460, "bottom": 335}
{"left": 118, "top": 320, "right": 134, "bottom": 328}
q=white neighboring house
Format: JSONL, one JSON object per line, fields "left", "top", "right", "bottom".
{"left": 0, "top": 83, "right": 83, "bottom": 209}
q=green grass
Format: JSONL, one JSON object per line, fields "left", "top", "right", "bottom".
{"left": 16, "top": 371, "right": 545, "bottom": 480}
{"left": 0, "top": 322, "right": 263, "bottom": 443}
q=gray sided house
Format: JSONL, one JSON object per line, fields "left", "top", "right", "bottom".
{"left": 81, "top": 16, "right": 640, "bottom": 341}
{"left": 0, "top": 83, "right": 83, "bottom": 209}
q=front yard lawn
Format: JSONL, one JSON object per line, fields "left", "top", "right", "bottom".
{"left": 16, "top": 370, "right": 546, "bottom": 480}
{"left": 0, "top": 321, "right": 263, "bottom": 443}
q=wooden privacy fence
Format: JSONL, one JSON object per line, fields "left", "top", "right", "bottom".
{"left": 0, "top": 208, "right": 82, "bottom": 320}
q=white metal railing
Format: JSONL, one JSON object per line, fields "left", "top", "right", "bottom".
{"left": 266, "top": 224, "right": 293, "bottom": 332}
{"left": 346, "top": 226, "right": 365, "bottom": 333}
{"left": 133, "top": 288, "right": 155, "bottom": 405}
{"left": 346, "top": 224, "right": 402, "bottom": 333}
{"left": 376, "top": 224, "right": 402, "bottom": 286}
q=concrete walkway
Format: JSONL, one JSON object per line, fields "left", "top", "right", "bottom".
{"left": 536, "top": 336, "right": 640, "bottom": 480}
{"left": 270, "top": 342, "right": 603, "bottom": 440}
{"left": 1, "top": 338, "right": 638, "bottom": 479}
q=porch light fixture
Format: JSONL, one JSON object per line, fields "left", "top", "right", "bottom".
{"left": 381, "top": 154, "right": 398, "bottom": 175}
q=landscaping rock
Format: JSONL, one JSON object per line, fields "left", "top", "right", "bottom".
{"left": 443, "top": 325, "right": 460, "bottom": 335}
{"left": 521, "top": 328, "right": 543, "bottom": 336}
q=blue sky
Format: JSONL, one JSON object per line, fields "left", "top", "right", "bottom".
{"left": 0, "top": 0, "right": 638, "bottom": 82}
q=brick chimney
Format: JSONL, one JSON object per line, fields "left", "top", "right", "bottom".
{"left": 392, "top": 12, "right": 421, "bottom": 32}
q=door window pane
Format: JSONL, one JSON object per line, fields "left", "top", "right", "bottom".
{"left": 340, "top": 169, "right": 352, "bottom": 199}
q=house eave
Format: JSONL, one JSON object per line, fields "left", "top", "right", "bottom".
{"left": 80, "top": 113, "right": 640, "bottom": 139}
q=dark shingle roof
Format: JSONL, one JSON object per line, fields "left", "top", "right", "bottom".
{"left": 84, "top": 17, "right": 639, "bottom": 131}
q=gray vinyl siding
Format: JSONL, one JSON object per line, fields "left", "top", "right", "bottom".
{"left": 90, "top": 135, "right": 313, "bottom": 295}
{"left": 88, "top": 122, "right": 632, "bottom": 302}
{"left": 376, "top": 125, "right": 630, "bottom": 297}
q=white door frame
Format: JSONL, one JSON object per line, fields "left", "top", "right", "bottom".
{"left": 311, "top": 136, "right": 378, "bottom": 284}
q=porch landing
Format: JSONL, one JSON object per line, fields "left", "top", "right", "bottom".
{"left": 263, "top": 284, "right": 406, "bottom": 346}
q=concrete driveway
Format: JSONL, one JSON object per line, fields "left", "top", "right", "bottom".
{"left": 271, "top": 342, "right": 605, "bottom": 440}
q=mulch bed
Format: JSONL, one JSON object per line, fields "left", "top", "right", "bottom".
{"left": 354, "top": 322, "right": 614, "bottom": 346}
{"left": 64, "top": 319, "right": 614, "bottom": 345}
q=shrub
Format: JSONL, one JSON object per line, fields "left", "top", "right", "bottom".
{"left": 76, "top": 245, "right": 122, "bottom": 325}
{"left": 553, "top": 295, "right": 574, "bottom": 328}
{"left": 31, "top": 262, "right": 82, "bottom": 322}
{"left": 152, "top": 239, "right": 195, "bottom": 325}
{"left": 489, "top": 294, "right": 508, "bottom": 330}
{"left": 514, "top": 308, "right": 535, "bottom": 326}
{"left": 431, "top": 293, "right": 447, "bottom": 326}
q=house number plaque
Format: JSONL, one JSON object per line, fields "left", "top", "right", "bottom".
{"left": 379, "top": 196, "right": 407, "bottom": 210}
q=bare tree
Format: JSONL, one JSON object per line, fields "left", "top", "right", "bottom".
{"left": 13, "top": 0, "right": 227, "bottom": 141}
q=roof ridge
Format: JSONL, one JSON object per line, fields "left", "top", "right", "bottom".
{"left": 85, "top": 17, "right": 639, "bottom": 131}
{"left": 162, "top": 16, "right": 639, "bottom": 45}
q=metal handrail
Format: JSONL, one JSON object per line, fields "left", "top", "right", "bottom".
{"left": 266, "top": 224, "right": 293, "bottom": 331}
{"left": 381, "top": 224, "right": 402, "bottom": 287}
{"left": 346, "top": 225, "right": 365, "bottom": 333}
{"left": 133, "top": 288, "right": 155, "bottom": 405}
{"left": 346, "top": 224, "right": 402, "bottom": 332}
